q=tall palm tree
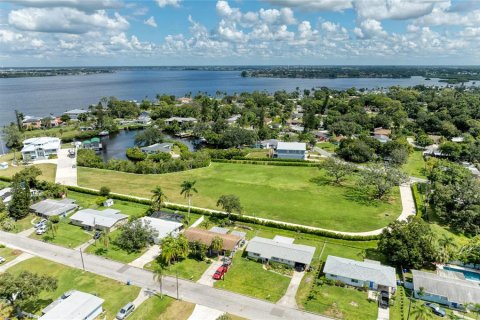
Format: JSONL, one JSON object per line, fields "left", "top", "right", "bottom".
{"left": 411, "top": 303, "right": 433, "bottom": 320}
{"left": 180, "top": 180, "right": 197, "bottom": 221}
{"left": 46, "top": 219, "right": 58, "bottom": 238}
{"left": 159, "top": 236, "right": 176, "bottom": 266}
{"left": 99, "top": 229, "right": 110, "bottom": 248}
{"left": 437, "top": 234, "right": 455, "bottom": 263}
{"left": 151, "top": 186, "right": 167, "bottom": 212}
{"left": 211, "top": 236, "right": 223, "bottom": 257}
{"left": 152, "top": 266, "right": 164, "bottom": 299}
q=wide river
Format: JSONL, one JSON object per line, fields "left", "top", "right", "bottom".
{"left": 0, "top": 70, "right": 471, "bottom": 127}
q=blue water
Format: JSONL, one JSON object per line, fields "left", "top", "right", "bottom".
{"left": 444, "top": 266, "right": 480, "bottom": 281}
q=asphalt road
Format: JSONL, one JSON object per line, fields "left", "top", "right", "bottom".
{"left": 0, "top": 231, "right": 328, "bottom": 320}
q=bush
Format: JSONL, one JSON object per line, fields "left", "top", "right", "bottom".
{"left": 126, "top": 147, "right": 147, "bottom": 162}
{"left": 99, "top": 186, "right": 111, "bottom": 197}
{"left": 49, "top": 216, "right": 60, "bottom": 224}
{"left": 95, "top": 196, "right": 107, "bottom": 206}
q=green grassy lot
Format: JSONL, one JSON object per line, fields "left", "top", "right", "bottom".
{"left": 0, "top": 163, "right": 56, "bottom": 182}
{"left": 403, "top": 151, "right": 426, "bottom": 179}
{"left": 130, "top": 297, "right": 195, "bottom": 320}
{"left": 29, "top": 217, "right": 92, "bottom": 248}
{"left": 145, "top": 257, "right": 211, "bottom": 282}
{"left": 68, "top": 190, "right": 150, "bottom": 218}
{"left": 0, "top": 246, "right": 22, "bottom": 262}
{"left": 214, "top": 251, "right": 291, "bottom": 302}
{"left": 23, "top": 125, "right": 82, "bottom": 141}
{"left": 10, "top": 214, "right": 37, "bottom": 233}
{"left": 78, "top": 163, "right": 402, "bottom": 232}
{"left": 85, "top": 229, "right": 148, "bottom": 263}
{"left": 303, "top": 284, "right": 378, "bottom": 320}
{"left": 246, "top": 150, "right": 271, "bottom": 158}
{"left": 316, "top": 142, "right": 338, "bottom": 153}
{"left": 7, "top": 257, "right": 140, "bottom": 319}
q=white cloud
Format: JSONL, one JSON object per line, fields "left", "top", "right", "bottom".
{"left": 460, "top": 27, "right": 480, "bottom": 38}
{"left": 3, "top": 0, "right": 122, "bottom": 12}
{"left": 8, "top": 7, "right": 129, "bottom": 34}
{"left": 156, "top": 0, "right": 181, "bottom": 8}
{"left": 354, "top": 0, "right": 440, "bottom": 20}
{"left": 265, "top": 0, "right": 353, "bottom": 12}
{"left": 354, "top": 19, "right": 387, "bottom": 39}
{"left": 144, "top": 16, "right": 157, "bottom": 28}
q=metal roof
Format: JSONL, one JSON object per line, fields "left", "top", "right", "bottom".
{"left": 30, "top": 199, "right": 78, "bottom": 217}
{"left": 323, "top": 255, "right": 397, "bottom": 288}
{"left": 141, "top": 143, "right": 173, "bottom": 153}
{"left": 40, "top": 290, "right": 104, "bottom": 320}
{"left": 230, "top": 230, "right": 246, "bottom": 239}
{"left": 64, "top": 109, "right": 88, "bottom": 114}
{"left": 246, "top": 236, "right": 315, "bottom": 265}
{"left": 412, "top": 270, "right": 480, "bottom": 304}
{"left": 70, "top": 208, "right": 128, "bottom": 228}
{"left": 276, "top": 142, "right": 306, "bottom": 151}
{"left": 140, "top": 217, "right": 182, "bottom": 239}
{"left": 209, "top": 226, "right": 229, "bottom": 234}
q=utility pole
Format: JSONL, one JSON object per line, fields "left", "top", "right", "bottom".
{"left": 176, "top": 270, "right": 179, "bottom": 300}
{"left": 79, "top": 248, "right": 85, "bottom": 271}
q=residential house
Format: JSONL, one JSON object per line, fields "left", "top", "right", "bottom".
{"left": 176, "top": 97, "right": 193, "bottom": 104}
{"left": 373, "top": 134, "right": 391, "bottom": 144}
{"left": 323, "top": 255, "right": 397, "bottom": 292}
{"left": 21, "top": 137, "right": 61, "bottom": 161}
{"left": 164, "top": 117, "right": 198, "bottom": 125}
{"left": 412, "top": 269, "right": 480, "bottom": 309}
{"left": 260, "top": 139, "right": 279, "bottom": 149}
{"left": 0, "top": 187, "right": 12, "bottom": 204}
{"left": 30, "top": 198, "right": 78, "bottom": 219}
{"left": 137, "top": 111, "right": 152, "bottom": 125}
{"left": 70, "top": 208, "right": 128, "bottom": 231}
{"left": 451, "top": 136, "right": 465, "bottom": 143}
{"left": 184, "top": 228, "right": 242, "bottom": 253}
{"left": 227, "top": 114, "right": 241, "bottom": 125}
{"left": 40, "top": 290, "right": 104, "bottom": 320}
{"left": 103, "top": 199, "right": 114, "bottom": 207}
{"left": 274, "top": 142, "right": 307, "bottom": 160}
{"left": 140, "top": 142, "right": 173, "bottom": 154}
{"left": 246, "top": 236, "right": 315, "bottom": 270}
{"left": 373, "top": 127, "right": 392, "bottom": 137}
{"left": 140, "top": 216, "right": 183, "bottom": 244}
{"left": 63, "top": 109, "right": 89, "bottom": 120}
{"left": 22, "top": 115, "right": 42, "bottom": 129}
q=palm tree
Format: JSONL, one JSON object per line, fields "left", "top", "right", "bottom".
{"left": 180, "top": 180, "right": 198, "bottom": 221}
{"left": 46, "top": 219, "right": 58, "bottom": 238}
{"left": 151, "top": 186, "right": 167, "bottom": 212}
{"left": 99, "top": 229, "right": 110, "bottom": 248}
{"left": 159, "top": 236, "right": 176, "bottom": 266}
{"left": 410, "top": 303, "right": 433, "bottom": 320}
{"left": 211, "top": 236, "right": 223, "bottom": 257}
{"left": 152, "top": 265, "right": 164, "bottom": 299}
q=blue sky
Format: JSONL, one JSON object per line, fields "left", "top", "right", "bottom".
{"left": 0, "top": 0, "right": 479, "bottom": 66}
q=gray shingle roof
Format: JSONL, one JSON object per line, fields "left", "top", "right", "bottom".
{"left": 246, "top": 236, "right": 315, "bottom": 265}
{"left": 323, "top": 255, "right": 397, "bottom": 288}
{"left": 30, "top": 199, "right": 78, "bottom": 217}
{"left": 209, "top": 226, "right": 229, "bottom": 234}
{"left": 70, "top": 208, "right": 127, "bottom": 228}
{"left": 412, "top": 270, "right": 480, "bottom": 304}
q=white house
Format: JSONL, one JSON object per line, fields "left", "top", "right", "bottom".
{"left": 274, "top": 142, "right": 307, "bottom": 160}
{"left": 412, "top": 269, "right": 480, "bottom": 309}
{"left": 103, "top": 199, "right": 114, "bottom": 207}
{"left": 30, "top": 199, "right": 78, "bottom": 218}
{"left": 0, "top": 187, "right": 12, "bottom": 204}
{"left": 246, "top": 236, "right": 315, "bottom": 269}
{"left": 164, "top": 117, "right": 198, "bottom": 125}
{"left": 63, "top": 109, "right": 89, "bottom": 120}
{"left": 137, "top": 112, "right": 152, "bottom": 125}
{"left": 70, "top": 208, "right": 128, "bottom": 230}
{"left": 140, "top": 217, "right": 183, "bottom": 244}
{"left": 323, "top": 255, "right": 397, "bottom": 292}
{"left": 21, "top": 137, "right": 61, "bottom": 161}
{"left": 227, "top": 114, "right": 241, "bottom": 125}
{"left": 40, "top": 290, "right": 104, "bottom": 320}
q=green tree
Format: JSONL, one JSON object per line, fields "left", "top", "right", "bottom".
{"left": 13, "top": 166, "right": 42, "bottom": 188}
{"left": 46, "top": 218, "right": 58, "bottom": 238}
{"left": 321, "top": 157, "right": 355, "bottom": 185}
{"left": 115, "top": 220, "right": 158, "bottom": 252}
{"left": 410, "top": 303, "right": 433, "bottom": 320}
{"left": 8, "top": 178, "right": 32, "bottom": 220}
{"left": 0, "top": 271, "right": 57, "bottom": 317}
{"left": 98, "top": 229, "right": 111, "bottom": 248}
{"left": 151, "top": 186, "right": 167, "bottom": 212}
{"left": 2, "top": 124, "right": 22, "bottom": 149}
{"left": 158, "top": 234, "right": 189, "bottom": 266}
{"left": 458, "top": 236, "right": 480, "bottom": 265}
{"left": 99, "top": 186, "right": 110, "bottom": 197}
{"left": 134, "top": 127, "right": 164, "bottom": 146}
{"left": 152, "top": 265, "right": 164, "bottom": 299}
{"left": 180, "top": 180, "right": 198, "bottom": 221}
{"left": 216, "top": 194, "right": 242, "bottom": 218}
{"left": 358, "top": 164, "right": 408, "bottom": 200}
{"left": 211, "top": 236, "right": 224, "bottom": 256}
{"left": 378, "top": 217, "right": 437, "bottom": 269}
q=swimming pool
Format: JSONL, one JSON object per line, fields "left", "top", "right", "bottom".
{"left": 443, "top": 266, "right": 480, "bottom": 282}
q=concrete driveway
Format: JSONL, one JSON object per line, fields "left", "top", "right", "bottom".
{"left": 129, "top": 245, "right": 160, "bottom": 268}
{"left": 277, "top": 271, "right": 304, "bottom": 308}
{"left": 197, "top": 259, "right": 223, "bottom": 286}
{"left": 378, "top": 306, "right": 389, "bottom": 320}
{"left": 188, "top": 304, "right": 224, "bottom": 320}
{"left": 55, "top": 148, "right": 77, "bottom": 186}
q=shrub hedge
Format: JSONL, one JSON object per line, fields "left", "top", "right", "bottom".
{"left": 212, "top": 159, "right": 322, "bottom": 167}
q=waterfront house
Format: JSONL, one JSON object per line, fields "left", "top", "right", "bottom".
{"left": 164, "top": 117, "right": 198, "bottom": 125}
{"left": 274, "top": 142, "right": 306, "bottom": 160}
{"left": 323, "top": 255, "right": 397, "bottom": 292}
{"left": 30, "top": 198, "right": 78, "bottom": 219}
{"left": 140, "top": 216, "right": 183, "bottom": 244}
{"left": 63, "top": 109, "right": 89, "bottom": 120}
{"left": 246, "top": 236, "right": 315, "bottom": 270}
{"left": 140, "top": 142, "right": 174, "bottom": 154}
{"left": 137, "top": 111, "right": 152, "bottom": 125}
{"left": 21, "top": 137, "right": 61, "bottom": 161}
{"left": 412, "top": 269, "right": 480, "bottom": 309}
{"left": 40, "top": 290, "right": 104, "bottom": 320}
{"left": 70, "top": 208, "right": 128, "bottom": 231}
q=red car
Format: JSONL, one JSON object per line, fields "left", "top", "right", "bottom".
{"left": 212, "top": 266, "right": 228, "bottom": 280}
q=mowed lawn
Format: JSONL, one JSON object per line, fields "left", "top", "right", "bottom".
{"left": 78, "top": 163, "right": 402, "bottom": 232}
{"left": 7, "top": 257, "right": 140, "bottom": 319}
{"left": 214, "top": 251, "right": 291, "bottom": 302}
{"left": 403, "top": 150, "right": 427, "bottom": 179}
{"left": 29, "top": 217, "right": 92, "bottom": 249}
{"left": 144, "top": 257, "right": 210, "bottom": 282}
{"left": 130, "top": 297, "right": 195, "bottom": 320}
{"left": 0, "top": 246, "right": 22, "bottom": 262}
{"left": 0, "top": 163, "right": 56, "bottom": 182}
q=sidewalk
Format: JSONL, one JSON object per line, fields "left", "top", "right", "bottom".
{"left": 188, "top": 304, "right": 224, "bottom": 320}
{"left": 129, "top": 245, "right": 160, "bottom": 268}
{"left": 0, "top": 252, "right": 34, "bottom": 272}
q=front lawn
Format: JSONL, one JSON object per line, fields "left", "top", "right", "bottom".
{"left": 0, "top": 246, "right": 22, "bottom": 262}
{"left": 7, "top": 257, "right": 140, "bottom": 319}
{"left": 130, "top": 296, "right": 195, "bottom": 320}
{"left": 29, "top": 218, "right": 92, "bottom": 248}
{"left": 78, "top": 163, "right": 402, "bottom": 232}
{"left": 403, "top": 151, "right": 426, "bottom": 179}
{"left": 144, "top": 257, "right": 210, "bottom": 282}
{"left": 10, "top": 214, "right": 36, "bottom": 233}
{"left": 316, "top": 142, "right": 338, "bottom": 153}
{"left": 0, "top": 163, "right": 56, "bottom": 182}
{"left": 303, "top": 284, "right": 377, "bottom": 320}
{"left": 85, "top": 229, "right": 148, "bottom": 263}
{"left": 246, "top": 150, "right": 270, "bottom": 158}
{"left": 214, "top": 251, "right": 291, "bottom": 302}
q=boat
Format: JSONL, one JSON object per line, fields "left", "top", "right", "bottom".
{"left": 98, "top": 130, "right": 109, "bottom": 136}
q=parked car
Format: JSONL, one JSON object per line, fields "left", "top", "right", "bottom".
{"left": 0, "top": 256, "right": 6, "bottom": 264}
{"left": 36, "top": 226, "right": 47, "bottom": 235}
{"left": 116, "top": 302, "right": 135, "bottom": 319}
{"left": 35, "top": 219, "right": 47, "bottom": 228}
{"left": 379, "top": 291, "right": 389, "bottom": 309}
{"left": 93, "top": 231, "right": 101, "bottom": 240}
{"left": 213, "top": 265, "right": 228, "bottom": 280}
{"left": 424, "top": 303, "right": 446, "bottom": 317}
